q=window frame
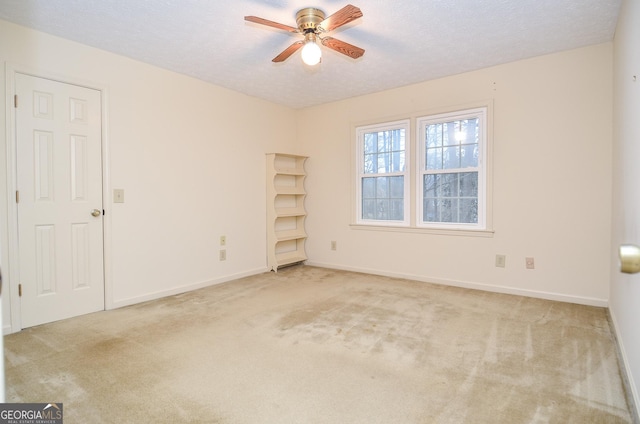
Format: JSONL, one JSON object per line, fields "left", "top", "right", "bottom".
{"left": 416, "top": 107, "right": 487, "bottom": 230}
{"left": 355, "top": 119, "right": 411, "bottom": 227}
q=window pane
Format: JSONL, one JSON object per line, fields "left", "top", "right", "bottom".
{"left": 424, "top": 198, "right": 437, "bottom": 222}
{"left": 362, "top": 177, "right": 376, "bottom": 198}
{"left": 361, "top": 176, "right": 404, "bottom": 222}
{"left": 364, "top": 153, "right": 376, "bottom": 174}
{"left": 377, "top": 129, "right": 405, "bottom": 154}
{"left": 375, "top": 199, "right": 388, "bottom": 220}
{"left": 423, "top": 175, "right": 437, "bottom": 198}
{"left": 391, "top": 129, "right": 404, "bottom": 151}
{"left": 376, "top": 153, "right": 389, "bottom": 173}
{"left": 364, "top": 133, "right": 377, "bottom": 154}
{"left": 389, "top": 176, "right": 404, "bottom": 197}
{"left": 389, "top": 199, "right": 404, "bottom": 220}
{"left": 461, "top": 144, "right": 478, "bottom": 168}
{"left": 391, "top": 151, "right": 404, "bottom": 172}
{"left": 426, "top": 147, "right": 441, "bottom": 170}
{"left": 422, "top": 172, "right": 477, "bottom": 224}
{"left": 443, "top": 122, "right": 457, "bottom": 146}
{"left": 376, "top": 176, "right": 389, "bottom": 197}
{"left": 426, "top": 124, "right": 442, "bottom": 148}
{"left": 365, "top": 129, "right": 406, "bottom": 173}
{"left": 424, "top": 198, "right": 460, "bottom": 222}
{"left": 362, "top": 199, "right": 376, "bottom": 219}
{"left": 377, "top": 133, "right": 387, "bottom": 153}
{"left": 459, "top": 172, "right": 478, "bottom": 197}
{"left": 441, "top": 199, "right": 458, "bottom": 222}
{"left": 460, "top": 199, "right": 478, "bottom": 223}
{"left": 461, "top": 118, "right": 479, "bottom": 144}
{"left": 443, "top": 146, "right": 460, "bottom": 169}
{"left": 440, "top": 173, "right": 458, "bottom": 198}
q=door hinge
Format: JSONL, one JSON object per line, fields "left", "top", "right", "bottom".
{"left": 14, "top": 94, "right": 18, "bottom": 108}
{"left": 18, "top": 283, "right": 22, "bottom": 297}
{"left": 16, "top": 190, "right": 19, "bottom": 203}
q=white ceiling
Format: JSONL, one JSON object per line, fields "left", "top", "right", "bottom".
{"left": 0, "top": 0, "right": 621, "bottom": 109}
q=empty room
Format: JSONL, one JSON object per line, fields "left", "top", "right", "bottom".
{"left": 0, "top": 0, "right": 639, "bottom": 422}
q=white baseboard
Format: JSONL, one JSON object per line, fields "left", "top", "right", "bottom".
{"left": 110, "top": 267, "right": 269, "bottom": 309}
{"left": 305, "top": 261, "right": 608, "bottom": 307}
{"left": 607, "top": 308, "right": 640, "bottom": 423}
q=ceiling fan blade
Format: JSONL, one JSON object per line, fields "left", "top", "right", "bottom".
{"left": 318, "top": 4, "right": 363, "bottom": 32}
{"left": 273, "top": 41, "right": 304, "bottom": 62}
{"left": 321, "top": 37, "right": 365, "bottom": 59}
{"left": 244, "top": 16, "right": 299, "bottom": 33}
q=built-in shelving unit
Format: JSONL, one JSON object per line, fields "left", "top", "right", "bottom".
{"left": 266, "top": 153, "right": 308, "bottom": 272}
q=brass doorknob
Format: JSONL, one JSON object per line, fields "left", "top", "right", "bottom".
{"left": 91, "top": 209, "right": 101, "bottom": 217}
{"left": 620, "top": 244, "right": 640, "bottom": 274}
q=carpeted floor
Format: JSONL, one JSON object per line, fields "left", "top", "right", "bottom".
{"left": 3, "top": 266, "right": 634, "bottom": 423}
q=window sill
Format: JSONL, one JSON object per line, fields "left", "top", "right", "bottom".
{"left": 350, "top": 224, "right": 495, "bottom": 238}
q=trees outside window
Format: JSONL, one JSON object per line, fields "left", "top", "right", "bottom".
{"left": 356, "top": 120, "right": 410, "bottom": 226}
{"left": 417, "top": 107, "right": 487, "bottom": 229}
{"left": 355, "top": 107, "right": 488, "bottom": 231}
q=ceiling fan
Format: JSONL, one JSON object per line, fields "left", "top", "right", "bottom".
{"left": 245, "top": 4, "right": 364, "bottom": 66}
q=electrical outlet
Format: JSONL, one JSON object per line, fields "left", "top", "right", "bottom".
{"left": 495, "top": 254, "right": 506, "bottom": 268}
{"left": 331, "top": 241, "right": 337, "bottom": 251}
{"left": 219, "top": 249, "right": 226, "bottom": 261}
{"left": 526, "top": 257, "right": 535, "bottom": 269}
{"left": 220, "top": 235, "right": 226, "bottom": 246}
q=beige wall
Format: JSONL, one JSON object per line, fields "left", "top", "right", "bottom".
{"left": 611, "top": 0, "right": 640, "bottom": 413}
{"left": 299, "top": 43, "right": 613, "bottom": 305}
{"left": 0, "top": 20, "right": 298, "bottom": 331}
{"left": 0, "top": 20, "right": 616, "bottom": 326}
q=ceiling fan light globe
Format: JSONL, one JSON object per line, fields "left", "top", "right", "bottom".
{"left": 301, "top": 41, "right": 322, "bottom": 66}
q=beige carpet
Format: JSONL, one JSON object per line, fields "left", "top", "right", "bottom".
{"left": 4, "top": 266, "right": 634, "bottom": 423}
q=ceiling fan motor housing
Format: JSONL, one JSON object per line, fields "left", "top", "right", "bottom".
{"left": 296, "top": 8, "right": 326, "bottom": 32}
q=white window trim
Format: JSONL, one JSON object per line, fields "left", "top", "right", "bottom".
{"left": 355, "top": 119, "right": 411, "bottom": 226}
{"left": 351, "top": 101, "right": 493, "bottom": 237}
{"left": 416, "top": 107, "right": 488, "bottom": 230}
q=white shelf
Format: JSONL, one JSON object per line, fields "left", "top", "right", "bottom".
{"left": 274, "top": 186, "right": 306, "bottom": 195}
{"left": 275, "top": 229, "right": 308, "bottom": 242}
{"left": 275, "top": 207, "right": 306, "bottom": 217}
{"left": 276, "top": 251, "right": 308, "bottom": 268}
{"left": 274, "top": 168, "right": 305, "bottom": 176}
{"left": 266, "top": 153, "right": 308, "bottom": 272}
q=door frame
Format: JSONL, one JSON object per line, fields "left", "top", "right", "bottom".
{"left": 4, "top": 63, "right": 113, "bottom": 333}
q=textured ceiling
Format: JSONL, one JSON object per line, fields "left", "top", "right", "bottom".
{"left": 0, "top": 0, "right": 622, "bottom": 109}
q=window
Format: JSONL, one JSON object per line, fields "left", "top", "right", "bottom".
{"left": 355, "top": 120, "right": 410, "bottom": 226}
{"left": 417, "top": 107, "right": 487, "bottom": 229}
{"left": 354, "top": 106, "right": 489, "bottom": 233}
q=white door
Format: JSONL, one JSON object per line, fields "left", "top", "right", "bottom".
{"left": 15, "top": 73, "right": 104, "bottom": 328}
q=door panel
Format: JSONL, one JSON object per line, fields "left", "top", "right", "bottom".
{"left": 16, "top": 73, "right": 104, "bottom": 328}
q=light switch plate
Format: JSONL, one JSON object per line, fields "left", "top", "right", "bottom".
{"left": 113, "top": 189, "right": 125, "bottom": 203}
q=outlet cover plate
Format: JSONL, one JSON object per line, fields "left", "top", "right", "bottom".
{"left": 113, "top": 189, "right": 124, "bottom": 203}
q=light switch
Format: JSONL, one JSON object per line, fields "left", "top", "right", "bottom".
{"left": 620, "top": 244, "right": 640, "bottom": 274}
{"left": 113, "top": 189, "right": 125, "bottom": 203}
